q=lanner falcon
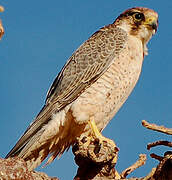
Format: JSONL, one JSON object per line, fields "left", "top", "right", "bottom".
{"left": 6, "top": 7, "right": 158, "bottom": 170}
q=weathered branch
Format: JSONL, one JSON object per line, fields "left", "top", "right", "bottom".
{"left": 142, "top": 120, "right": 172, "bottom": 135}
{"left": 72, "top": 136, "right": 120, "bottom": 180}
{"left": 72, "top": 121, "right": 172, "bottom": 179}
{"left": 142, "top": 120, "right": 172, "bottom": 180}
{"left": 72, "top": 136, "right": 148, "bottom": 180}
{"left": 0, "top": 157, "right": 59, "bottom": 180}
{"left": 121, "top": 154, "right": 146, "bottom": 178}
{"left": 147, "top": 140, "right": 172, "bottom": 150}
{"left": 150, "top": 153, "right": 164, "bottom": 161}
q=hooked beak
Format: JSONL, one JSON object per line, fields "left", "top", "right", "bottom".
{"left": 144, "top": 16, "right": 158, "bottom": 34}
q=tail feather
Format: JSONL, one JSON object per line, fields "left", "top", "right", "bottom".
{"left": 5, "top": 105, "right": 52, "bottom": 158}
{"left": 24, "top": 135, "right": 74, "bottom": 170}
{"left": 5, "top": 107, "right": 79, "bottom": 170}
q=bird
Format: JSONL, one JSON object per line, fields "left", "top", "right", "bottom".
{"left": 6, "top": 7, "right": 158, "bottom": 170}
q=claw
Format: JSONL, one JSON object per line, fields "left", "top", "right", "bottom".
{"left": 88, "top": 116, "right": 117, "bottom": 148}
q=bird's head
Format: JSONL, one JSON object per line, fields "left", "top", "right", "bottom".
{"left": 114, "top": 7, "right": 158, "bottom": 55}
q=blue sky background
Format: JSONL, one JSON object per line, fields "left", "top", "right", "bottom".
{"left": 0, "top": 1, "right": 172, "bottom": 179}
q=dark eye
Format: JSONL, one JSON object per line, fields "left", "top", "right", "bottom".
{"left": 134, "top": 13, "right": 144, "bottom": 20}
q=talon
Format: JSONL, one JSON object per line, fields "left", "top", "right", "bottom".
{"left": 88, "top": 117, "right": 117, "bottom": 148}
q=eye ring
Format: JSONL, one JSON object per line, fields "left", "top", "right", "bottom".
{"left": 133, "top": 13, "right": 144, "bottom": 21}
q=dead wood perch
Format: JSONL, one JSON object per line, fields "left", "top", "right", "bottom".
{"left": 73, "top": 136, "right": 147, "bottom": 180}
{"left": 72, "top": 136, "right": 120, "bottom": 180}
{"left": 72, "top": 120, "right": 172, "bottom": 179}
{"left": 0, "top": 157, "right": 59, "bottom": 180}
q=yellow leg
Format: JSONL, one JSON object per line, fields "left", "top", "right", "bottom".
{"left": 88, "top": 116, "right": 117, "bottom": 148}
{"left": 88, "top": 117, "right": 102, "bottom": 138}
{"left": 88, "top": 117, "right": 120, "bottom": 178}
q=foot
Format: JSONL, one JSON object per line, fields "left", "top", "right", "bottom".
{"left": 88, "top": 117, "right": 118, "bottom": 153}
